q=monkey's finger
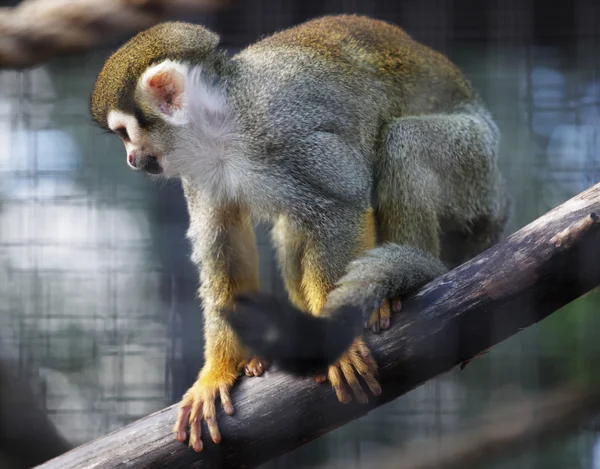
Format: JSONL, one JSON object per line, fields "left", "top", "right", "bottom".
{"left": 328, "top": 365, "right": 351, "bottom": 404}
{"left": 315, "top": 374, "right": 327, "bottom": 384}
{"left": 357, "top": 339, "right": 370, "bottom": 357}
{"left": 174, "top": 403, "right": 192, "bottom": 442}
{"left": 378, "top": 301, "right": 391, "bottom": 330}
{"left": 257, "top": 359, "right": 270, "bottom": 374}
{"left": 204, "top": 396, "right": 221, "bottom": 444}
{"left": 349, "top": 349, "right": 381, "bottom": 397}
{"left": 188, "top": 399, "right": 204, "bottom": 452}
{"left": 391, "top": 298, "right": 402, "bottom": 314}
{"left": 356, "top": 339, "right": 378, "bottom": 374}
{"left": 366, "top": 307, "right": 379, "bottom": 329}
{"left": 244, "top": 357, "right": 269, "bottom": 377}
{"left": 339, "top": 358, "right": 368, "bottom": 404}
{"left": 220, "top": 385, "right": 234, "bottom": 416}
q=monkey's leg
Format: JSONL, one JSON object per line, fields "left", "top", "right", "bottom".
{"left": 273, "top": 213, "right": 394, "bottom": 338}
{"left": 375, "top": 169, "right": 441, "bottom": 318}
{"left": 299, "top": 208, "right": 382, "bottom": 404}
{"left": 275, "top": 208, "right": 390, "bottom": 333}
{"left": 374, "top": 110, "right": 501, "bottom": 315}
{"left": 271, "top": 215, "right": 310, "bottom": 312}
{"left": 175, "top": 185, "right": 260, "bottom": 452}
{"left": 357, "top": 208, "right": 393, "bottom": 333}
{"left": 273, "top": 214, "right": 393, "bottom": 348}
{"left": 243, "top": 216, "right": 308, "bottom": 379}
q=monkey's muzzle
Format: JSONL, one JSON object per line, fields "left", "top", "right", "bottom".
{"left": 130, "top": 154, "right": 163, "bottom": 175}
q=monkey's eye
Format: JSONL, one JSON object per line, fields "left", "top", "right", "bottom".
{"left": 115, "top": 127, "right": 129, "bottom": 141}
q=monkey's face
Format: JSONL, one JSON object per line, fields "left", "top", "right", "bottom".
{"left": 105, "top": 60, "right": 195, "bottom": 178}
{"left": 106, "top": 109, "right": 168, "bottom": 175}
{"left": 104, "top": 59, "right": 235, "bottom": 187}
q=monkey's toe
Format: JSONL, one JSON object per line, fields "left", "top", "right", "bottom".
{"left": 317, "top": 338, "right": 380, "bottom": 403}
{"left": 366, "top": 301, "right": 392, "bottom": 333}
{"left": 243, "top": 357, "right": 270, "bottom": 377}
{"left": 174, "top": 373, "right": 235, "bottom": 452}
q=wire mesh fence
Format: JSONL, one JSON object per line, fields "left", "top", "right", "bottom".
{"left": 0, "top": 1, "right": 599, "bottom": 468}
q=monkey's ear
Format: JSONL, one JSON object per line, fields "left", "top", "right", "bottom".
{"left": 139, "top": 61, "right": 188, "bottom": 124}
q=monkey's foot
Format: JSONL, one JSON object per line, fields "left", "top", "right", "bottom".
{"left": 315, "top": 337, "right": 381, "bottom": 404}
{"left": 366, "top": 299, "right": 401, "bottom": 333}
{"left": 173, "top": 370, "right": 236, "bottom": 452}
{"left": 241, "top": 357, "right": 270, "bottom": 377}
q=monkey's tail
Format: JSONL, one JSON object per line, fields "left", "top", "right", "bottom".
{"left": 224, "top": 243, "right": 447, "bottom": 376}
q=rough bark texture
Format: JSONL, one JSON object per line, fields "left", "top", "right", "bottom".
{"left": 36, "top": 183, "right": 600, "bottom": 469}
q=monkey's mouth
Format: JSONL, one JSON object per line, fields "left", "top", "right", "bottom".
{"left": 143, "top": 160, "right": 163, "bottom": 175}
{"left": 131, "top": 155, "right": 163, "bottom": 175}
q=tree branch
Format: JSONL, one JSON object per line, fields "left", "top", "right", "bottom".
{"left": 0, "top": 0, "right": 228, "bottom": 69}
{"left": 36, "top": 183, "right": 600, "bottom": 469}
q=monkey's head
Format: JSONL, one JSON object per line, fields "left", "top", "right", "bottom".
{"left": 90, "top": 22, "right": 223, "bottom": 177}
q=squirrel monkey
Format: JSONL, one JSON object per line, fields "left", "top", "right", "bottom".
{"left": 90, "top": 15, "right": 508, "bottom": 452}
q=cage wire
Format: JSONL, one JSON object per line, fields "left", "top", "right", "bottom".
{"left": 0, "top": 1, "right": 599, "bottom": 468}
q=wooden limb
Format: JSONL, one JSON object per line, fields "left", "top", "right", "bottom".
{"left": 36, "top": 183, "right": 600, "bottom": 469}
{"left": 0, "top": 0, "right": 228, "bottom": 69}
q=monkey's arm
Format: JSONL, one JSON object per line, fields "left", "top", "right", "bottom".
{"left": 174, "top": 181, "right": 259, "bottom": 452}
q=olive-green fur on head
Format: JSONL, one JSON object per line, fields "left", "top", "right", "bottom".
{"left": 90, "top": 22, "right": 221, "bottom": 130}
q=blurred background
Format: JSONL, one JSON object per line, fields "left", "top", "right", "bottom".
{"left": 0, "top": 0, "right": 599, "bottom": 468}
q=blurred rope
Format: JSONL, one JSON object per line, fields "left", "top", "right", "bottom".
{"left": 0, "top": 0, "right": 228, "bottom": 69}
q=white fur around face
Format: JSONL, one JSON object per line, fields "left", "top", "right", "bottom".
{"left": 107, "top": 110, "right": 143, "bottom": 169}
{"left": 101, "top": 60, "right": 253, "bottom": 201}
{"left": 151, "top": 62, "right": 250, "bottom": 201}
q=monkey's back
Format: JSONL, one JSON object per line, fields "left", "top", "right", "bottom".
{"left": 243, "top": 15, "right": 476, "bottom": 117}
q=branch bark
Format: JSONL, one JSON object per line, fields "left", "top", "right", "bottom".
{"left": 36, "top": 183, "right": 600, "bottom": 469}
{"left": 0, "top": 0, "right": 228, "bottom": 69}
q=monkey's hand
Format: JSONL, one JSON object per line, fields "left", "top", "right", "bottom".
{"left": 315, "top": 337, "right": 381, "bottom": 403}
{"left": 174, "top": 366, "right": 237, "bottom": 452}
